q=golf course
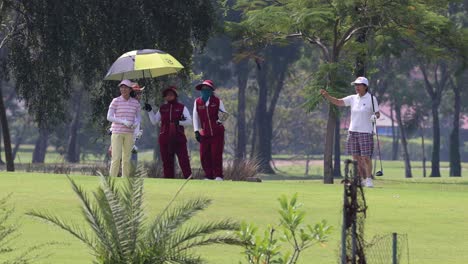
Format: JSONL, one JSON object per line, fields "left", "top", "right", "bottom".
{"left": 1, "top": 1, "right": 468, "bottom": 263}
{"left": 0, "top": 161, "right": 467, "bottom": 264}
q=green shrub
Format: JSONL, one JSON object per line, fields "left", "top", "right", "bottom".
{"left": 237, "top": 194, "right": 332, "bottom": 264}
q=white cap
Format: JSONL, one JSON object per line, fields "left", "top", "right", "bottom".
{"left": 118, "top": 79, "right": 134, "bottom": 88}
{"left": 351, "top": 76, "right": 369, "bottom": 86}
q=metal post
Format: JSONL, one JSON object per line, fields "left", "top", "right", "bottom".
{"left": 352, "top": 222, "right": 357, "bottom": 263}
{"left": 341, "top": 182, "right": 347, "bottom": 264}
{"left": 392, "top": 232, "right": 398, "bottom": 264}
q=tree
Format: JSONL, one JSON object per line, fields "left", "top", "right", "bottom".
{"left": 65, "top": 85, "right": 84, "bottom": 163}
{"left": 448, "top": 72, "right": 465, "bottom": 176}
{"left": 7, "top": 0, "right": 218, "bottom": 164}
{"left": 447, "top": 1, "right": 468, "bottom": 177}
{"left": 28, "top": 168, "right": 241, "bottom": 263}
{"left": 0, "top": 80, "right": 13, "bottom": 170}
{"left": 251, "top": 44, "right": 300, "bottom": 173}
{"left": 231, "top": 0, "right": 462, "bottom": 183}
{"left": 0, "top": 1, "right": 16, "bottom": 171}
{"left": 419, "top": 62, "right": 450, "bottom": 177}
{"left": 235, "top": 59, "right": 250, "bottom": 161}
{"left": 386, "top": 68, "right": 418, "bottom": 179}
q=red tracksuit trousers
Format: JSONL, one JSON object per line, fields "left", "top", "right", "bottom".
{"left": 200, "top": 132, "right": 224, "bottom": 179}
{"left": 159, "top": 136, "right": 192, "bottom": 179}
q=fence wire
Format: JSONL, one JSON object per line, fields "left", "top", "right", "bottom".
{"left": 365, "top": 233, "right": 410, "bottom": 264}
{"left": 341, "top": 160, "right": 410, "bottom": 264}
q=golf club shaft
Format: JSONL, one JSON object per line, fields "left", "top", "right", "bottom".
{"left": 372, "top": 122, "right": 378, "bottom": 176}
{"left": 374, "top": 122, "right": 383, "bottom": 172}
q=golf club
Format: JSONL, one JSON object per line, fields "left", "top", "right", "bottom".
{"left": 374, "top": 121, "right": 384, "bottom": 176}
{"left": 370, "top": 92, "right": 384, "bottom": 177}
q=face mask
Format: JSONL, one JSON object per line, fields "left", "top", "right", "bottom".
{"left": 201, "top": 89, "right": 213, "bottom": 102}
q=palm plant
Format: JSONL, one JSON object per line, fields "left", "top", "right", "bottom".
{"left": 27, "top": 166, "right": 241, "bottom": 263}
{"left": 1, "top": 194, "right": 52, "bottom": 264}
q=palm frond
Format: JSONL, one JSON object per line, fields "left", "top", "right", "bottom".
{"left": 96, "top": 174, "right": 132, "bottom": 259}
{"left": 26, "top": 210, "right": 95, "bottom": 250}
{"left": 176, "top": 235, "right": 243, "bottom": 252}
{"left": 169, "top": 220, "right": 241, "bottom": 251}
{"left": 120, "top": 165, "right": 146, "bottom": 257}
{"left": 147, "top": 198, "right": 212, "bottom": 246}
{"left": 164, "top": 253, "right": 204, "bottom": 264}
{"left": 66, "top": 176, "right": 117, "bottom": 257}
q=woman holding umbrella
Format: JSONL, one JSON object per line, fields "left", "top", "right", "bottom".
{"left": 145, "top": 86, "right": 192, "bottom": 179}
{"left": 107, "top": 79, "right": 141, "bottom": 177}
{"left": 193, "top": 80, "right": 227, "bottom": 181}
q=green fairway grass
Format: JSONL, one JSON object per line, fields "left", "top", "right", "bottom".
{"left": 0, "top": 172, "right": 467, "bottom": 263}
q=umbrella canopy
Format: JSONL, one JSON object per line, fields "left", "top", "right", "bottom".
{"left": 104, "top": 49, "right": 184, "bottom": 81}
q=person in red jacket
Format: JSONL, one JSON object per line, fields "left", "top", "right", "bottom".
{"left": 193, "top": 80, "right": 227, "bottom": 181}
{"left": 145, "top": 86, "right": 192, "bottom": 179}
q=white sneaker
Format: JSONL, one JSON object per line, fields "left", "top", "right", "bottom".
{"left": 358, "top": 179, "right": 365, "bottom": 187}
{"left": 215, "top": 177, "right": 224, "bottom": 181}
{"left": 365, "top": 178, "right": 374, "bottom": 188}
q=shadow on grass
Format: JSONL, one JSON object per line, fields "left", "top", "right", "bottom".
{"left": 259, "top": 174, "right": 325, "bottom": 181}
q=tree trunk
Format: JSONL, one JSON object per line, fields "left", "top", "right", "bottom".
{"left": 235, "top": 60, "right": 248, "bottom": 161}
{"left": 255, "top": 115, "right": 275, "bottom": 174}
{"left": 390, "top": 103, "right": 399, "bottom": 160}
{"left": 323, "top": 107, "right": 337, "bottom": 184}
{"left": 254, "top": 65, "right": 274, "bottom": 174}
{"left": 0, "top": 128, "right": 3, "bottom": 164}
{"left": 32, "top": 128, "right": 49, "bottom": 163}
{"left": 250, "top": 110, "right": 257, "bottom": 159}
{"left": 66, "top": 89, "right": 83, "bottom": 163}
{"left": 420, "top": 63, "right": 445, "bottom": 177}
{"left": 66, "top": 110, "right": 81, "bottom": 163}
{"left": 449, "top": 79, "right": 461, "bottom": 177}
{"left": 421, "top": 130, "right": 427, "bottom": 177}
{"left": 12, "top": 124, "right": 26, "bottom": 160}
{"left": 0, "top": 81, "right": 14, "bottom": 171}
{"left": 305, "top": 153, "right": 310, "bottom": 176}
{"left": 430, "top": 103, "right": 441, "bottom": 177}
{"left": 333, "top": 113, "right": 342, "bottom": 178}
{"left": 395, "top": 106, "right": 412, "bottom": 178}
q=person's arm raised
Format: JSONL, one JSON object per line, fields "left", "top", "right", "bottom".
{"left": 320, "top": 89, "right": 345, "bottom": 107}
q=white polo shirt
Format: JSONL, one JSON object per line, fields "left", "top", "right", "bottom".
{"left": 343, "top": 93, "right": 379, "bottom": 134}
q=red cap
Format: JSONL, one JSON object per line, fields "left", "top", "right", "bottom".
{"left": 131, "top": 84, "right": 145, "bottom": 92}
{"left": 162, "top": 86, "right": 178, "bottom": 97}
{"left": 195, "top": 80, "right": 215, "bottom": 91}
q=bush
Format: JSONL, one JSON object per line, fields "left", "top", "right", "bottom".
{"left": 237, "top": 194, "right": 332, "bottom": 264}
{"left": 141, "top": 159, "right": 260, "bottom": 181}
{"left": 224, "top": 159, "right": 260, "bottom": 181}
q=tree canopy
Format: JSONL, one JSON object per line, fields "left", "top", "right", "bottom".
{"left": 7, "top": 0, "right": 217, "bottom": 128}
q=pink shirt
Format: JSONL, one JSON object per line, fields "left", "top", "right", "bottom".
{"left": 109, "top": 96, "right": 140, "bottom": 134}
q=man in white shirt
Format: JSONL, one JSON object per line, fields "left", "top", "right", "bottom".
{"left": 320, "top": 77, "right": 380, "bottom": 187}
